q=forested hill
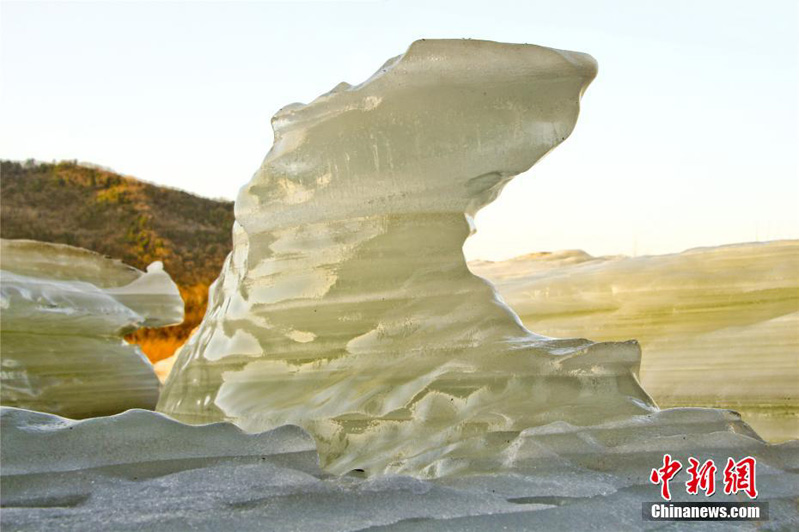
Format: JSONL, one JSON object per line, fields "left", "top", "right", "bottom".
{"left": 0, "top": 159, "right": 235, "bottom": 361}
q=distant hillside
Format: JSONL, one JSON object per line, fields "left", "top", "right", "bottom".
{"left": 1, "top": 160, "right": 235, "bottom": 361}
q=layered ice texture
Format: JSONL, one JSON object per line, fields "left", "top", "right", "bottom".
{"left": 3, "top": 407, "right": 798, "bottom": 530}
{"left": 0, "top": 239, "right": 184, "bottom": 417}
{"left": 155, "top": 39, "right": 760, "bottom": 476}
{"left": 471, "top": 241, "right": 799, "bottom": 442}
{"left": 3, "top": 40, "right": 798, "bottom": 529}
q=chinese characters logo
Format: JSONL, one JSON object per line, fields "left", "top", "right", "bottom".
{"left": 650, "top": 455, "right": 758, "bottom": 500}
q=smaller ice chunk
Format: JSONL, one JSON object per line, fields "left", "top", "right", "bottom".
{"left": 0, "top": 239, "right": 184, "bottom": 417}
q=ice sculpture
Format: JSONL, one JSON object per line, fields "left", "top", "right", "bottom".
{"left": 471, "top": 241, "right": 799, "bottom": 442}
{"left": 0, "top": 239, "right": 184, "bottom": 417}
{"left": 158, "top": 39, "right": 664, "bottom": 476}
{"left": 3, "top": 407, "right": 798, "bottom": 529}
{"left": 3, "top": 39, "right": 797, "bottom": 530}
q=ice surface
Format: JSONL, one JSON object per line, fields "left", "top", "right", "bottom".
{"left": 0, "top": 239, "right": 184, "bottom": 417}
{"left": 0, "top": 239, "right": 142, "bottom": 288}
{"left": 3, "top": 39, "right": 798, "bottom": 530}
{"left": 471, "top": 241, "right": 799, "bottom": 442}
{"left": 158, "top": 39, "right": 665, "bottom": 476}
{"left": 2, "top": 407, "right": 797, "bottom": 530}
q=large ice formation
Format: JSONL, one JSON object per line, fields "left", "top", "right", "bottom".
{"left": 471, "top": 241, "right": 799, "bottom": 442}
{"left": 3, "top": 39, "right": 798, "bottom": 530}
{"left": 0, "top": 239, "right": 184, "bottom": 417}
{"left": 2, "top": 407, "right": 798, "bottom": 530}
{"left": 159, "top": 38, "right": 672, "bottom": 476}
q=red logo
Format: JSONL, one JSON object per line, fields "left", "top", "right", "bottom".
{"left": 686, "top": 458, "right": 717, "bottom": 496}
{"left": 651, "top": 455, "right": 758, "bottom": 500}
{"left": 650, "top": 454, "right": 682, "bottom": 501}
{"left": 723, "top": 456, "right": 758, "bottom": 499}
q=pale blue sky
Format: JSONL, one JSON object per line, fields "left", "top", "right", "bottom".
{"left": 2, "top": 0, "right": 797, "bottom": 260}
